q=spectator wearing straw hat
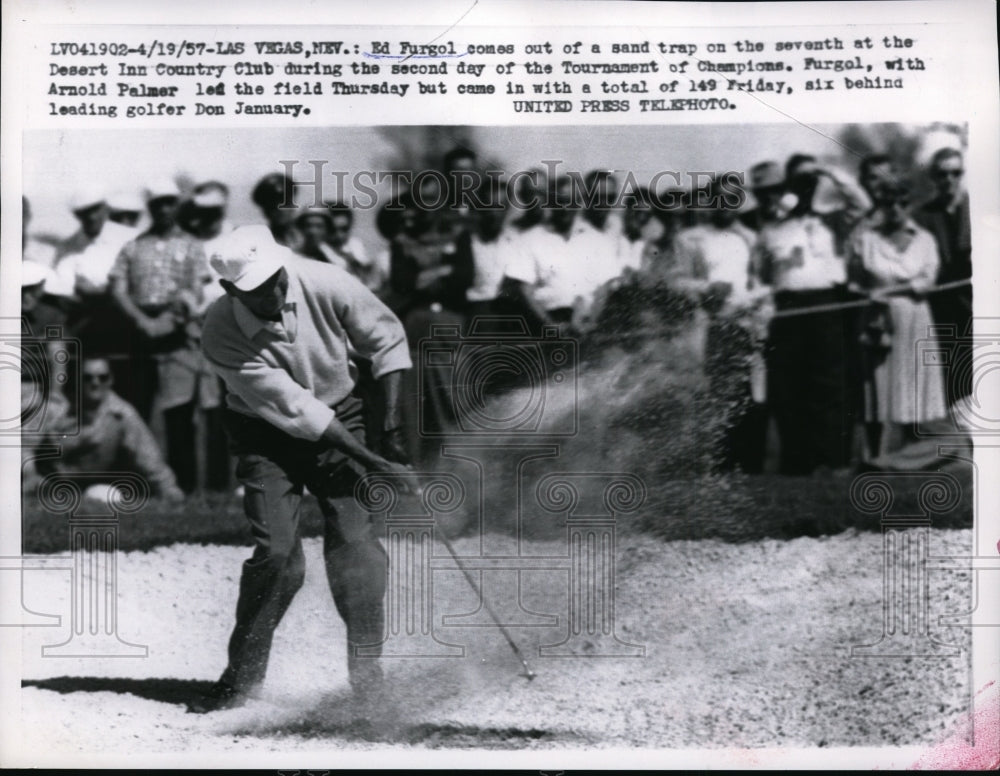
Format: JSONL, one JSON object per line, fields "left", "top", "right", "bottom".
{"left": 740, "top": 161, "right": 791, "bottom": 234}
{"left": 753, "top": 155, "right": 871, "bottom": 475}
{"left": 109, "top": 179, "right": 217, "bottom": 492}
{"left": 20, "top": 261, "right": 66, "bottom": 334}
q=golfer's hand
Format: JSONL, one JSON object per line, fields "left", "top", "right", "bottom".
{"left": 366, "top": 456, "right": 421, "bottom": 494}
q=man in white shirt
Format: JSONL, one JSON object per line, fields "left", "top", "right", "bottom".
{"left": 616, "top": 188, "right": 658, "bottom": 277}
{"left": 53, "top": 190, "right": 137, "bottom": 298}
{"left": 502, "top": 175, "right": 623, "bottom": 333}
{"left": 465, "top": 181, "right": 520, "bottom": 322}
{"left": 754, "top": 155, "right": 870, "bottom": 475}
{"left": 577, "top": 170, "right": 629, "bottom": 295}
{"left": 51, "top": 189, "right": 138, "bottom": 406}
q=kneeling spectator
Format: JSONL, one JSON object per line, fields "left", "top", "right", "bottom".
{"left": 35, "top": 356, "right": 184, "bottom": 503}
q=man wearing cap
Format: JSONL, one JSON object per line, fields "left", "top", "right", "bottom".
{"left": 108, "top": 179, "right": 214, "bottom": 491}
{"left": 753, "top": 154, "right": 871, "bottom": 475}
{"left": 190, "top": 225, "right": 413, "bottom": 713}
{"left": 740, "top": 161, "right": 790, "bottom": 233}
{"left": 106, "top": 189, "right": 145, "bottom": 228}
{"left": 52, "top": 188, "right": 136, "bottom": 299}
{"left": 21, "top": 262, "right": 65, "bottom": 333}
{"left": 176, "top": 180, "right": 237, "bottom": 491}
{"left": 179, "top": 180, "right": 235, "bottom": 308}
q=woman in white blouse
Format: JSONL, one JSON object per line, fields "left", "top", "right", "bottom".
{"left": 849, "top": 182, "right": 948, "bottom": 459}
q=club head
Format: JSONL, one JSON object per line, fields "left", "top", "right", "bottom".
{"left": 520, "top": 669, "right": 536, "bottom": 682}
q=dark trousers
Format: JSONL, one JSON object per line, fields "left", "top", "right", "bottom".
{"left": 929, "top": 287, "right": 973, "bottom": 405}
{"left": 162, "top": 400, "right": 230, "bottom": 492}
{"left": 220, "top": 394, "right": 387, "bottom": 693}
{"left": 402, "top": 305, "right": 465, "bottom": 464}
{"left": 767, "top": 288, "right": 854, "bottom": 474}
{"left": 163, "top": 401, "right": 197, "bottom": 493}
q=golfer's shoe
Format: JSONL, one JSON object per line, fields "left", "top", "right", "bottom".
{"left": 186, "top": 681, "right": 247, "bottom": 714}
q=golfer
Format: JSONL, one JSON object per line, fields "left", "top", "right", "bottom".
{"left": 190, "top": 225, "right": 414, "bottom": 713}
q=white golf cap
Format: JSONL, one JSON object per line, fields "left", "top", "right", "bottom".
{"left": 21, "top": 261, "right": 50, "bottom": 288}
{"left": 209, "top": 225, "right": 286, "bottom": 291}
{"left": 145, "top": 178, "right": 181, "bottom": 201}
{"left": 68, "top": 185, "right": 107, "bottom": 212}
{"left": 295, "top": 205, "right": 334, "bottom": 224}
{"left": 106, "top": 188, "right": 145, "bottom": 212}
{"left": 192, "top": 187, "right": 228, "bottom": 208}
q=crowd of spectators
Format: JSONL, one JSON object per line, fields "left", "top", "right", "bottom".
{"left": 20, "top": 142, "right": 974, "bottom": 498}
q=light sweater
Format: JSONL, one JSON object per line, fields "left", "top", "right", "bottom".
{"left": 202, "top": 258, "right": 411, "bottom": 440}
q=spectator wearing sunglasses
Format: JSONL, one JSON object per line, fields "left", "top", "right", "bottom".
{"left": 34, "top": 356, "right": 185, "bottom": 503}
{"left": 914, "top": 147, "right": 972, "bottom": 410}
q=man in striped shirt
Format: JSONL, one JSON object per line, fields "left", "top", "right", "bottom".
{"left": 190, "top": 226, "right": 414, "bottom": 713}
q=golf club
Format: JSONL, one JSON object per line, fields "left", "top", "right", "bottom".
{"left": 412, "top": 481, "right": 536, "bottom": 682}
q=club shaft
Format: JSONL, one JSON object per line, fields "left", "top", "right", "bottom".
{"left": 435, "top": 529, "right": 534, "bottom": 675}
